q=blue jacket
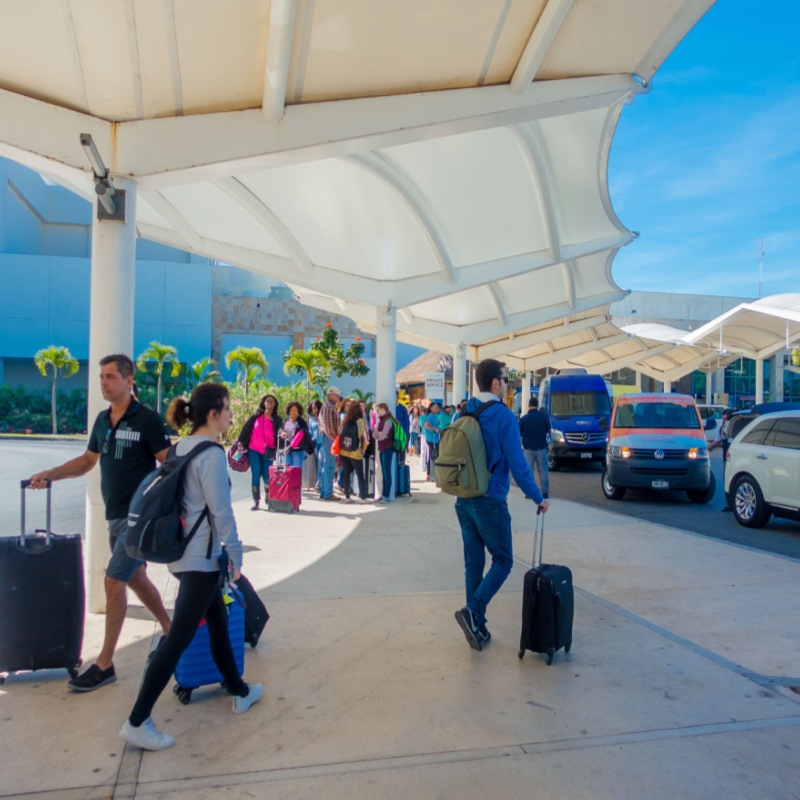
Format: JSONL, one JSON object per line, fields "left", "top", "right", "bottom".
{"left": 466, "top": 395, "right": 543, "bottom": 504}
{"left": 395, "top": 403, "right": 410, "bottom": 439}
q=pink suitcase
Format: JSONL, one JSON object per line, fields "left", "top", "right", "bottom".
{"left": 268, "top": 465, "right": 302, "bottom": 513}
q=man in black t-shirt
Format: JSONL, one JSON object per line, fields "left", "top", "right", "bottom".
{"left": 29, "top": 354, "right": 172, "bottom": 693}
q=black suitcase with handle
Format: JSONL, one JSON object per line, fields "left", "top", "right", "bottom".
{"left": 233, "top": 573, "right": 269, "bottom": 648}
{"left": 518, "top": 509, "right": 573, "bottom": 665}
{"left": 0, "top": 481, "right": 84, "bottom": 683}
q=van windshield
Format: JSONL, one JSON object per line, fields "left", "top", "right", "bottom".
{"left": 614, "top": 401, "right": 700, "bottom": 429}
{"left": 551, "top": 391, "right": 611, "bottom": 418}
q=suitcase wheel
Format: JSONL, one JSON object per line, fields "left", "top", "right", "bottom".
{"left": 68, "top": 666, "right": 79, "bottom": 679}
{"left": 564, "top": 642, "right": 571, "bottom": 654}
{"left": 173, "top": 684, "right": 192, "bottom": 705}
{"left": 546, "top": 653, "right": 554, "bottom": 666}
{"left": 518, "top": 650, "right": 525, "bottom": 660}
{"left": 0, "top": 674, "right": 6, "bottom": 685}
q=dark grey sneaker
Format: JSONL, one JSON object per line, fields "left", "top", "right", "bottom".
{"left": 68, "top": 664, "right": 116, "bottom": 693}
{"left": 454, "top": 606, "right": 483, "bottom": 651}
{"left": 478, "top": 627, "right": 492, "bottom": 646}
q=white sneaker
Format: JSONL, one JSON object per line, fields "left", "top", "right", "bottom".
{"left": 119, "top": 717, "right": 175, "bottom": 751}
{"left": 232, "top": 683, "right": 264, "bottom": 714}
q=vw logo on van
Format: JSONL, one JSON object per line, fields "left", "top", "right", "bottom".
{"left": 654, "top": 449, "right": 665, "bottom": 460}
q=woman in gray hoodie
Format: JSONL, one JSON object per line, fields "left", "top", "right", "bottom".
{"left": 120, "top": 383, "right": 263, "bottom": 751}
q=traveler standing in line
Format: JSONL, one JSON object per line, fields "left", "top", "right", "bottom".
{"left": 395, "top": 391, "right": 410, "bottom": 462}
{"left": 374, "top": 403, "right": 397, "bottom": 503}
{"left": 338, "top": 402, "right": 372, "bottom": 505}
{"left": 279, "top": 401, "right": 310, "bottom": 468}
{"left": 419, "top": 405, "right": 429, "bottom": 471}
{"left": 453, "top": 359, "right": 549, "bottom": 652}
{"left": 439, "top": 404, "right": 454, "bottom": 433}
{"left": 239, "top": 394, "right": 282, "bottom": 511}
{"left": 305, "top": 400, "right": 322, "bottom": 492}
{"left": 409, "top": 407, "right": 421, "bottom": 456}
{"left": 318, "top": 386, "right": 342, "bottom": 502}
{"left": 519, "top": 396, "right": 551, "bottom": 499}
{"left": 29, "top": 354, "right": 172, "bottom": 693}
{"left": 119, "top": 383, "right": 263, "bottom": 751}
{"left": 424, "top": 401, "right": 442, "bottom": 481}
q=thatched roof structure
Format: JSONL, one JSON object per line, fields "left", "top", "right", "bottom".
{"left": 396, "top": 351, "right": 453, "bottom": 385}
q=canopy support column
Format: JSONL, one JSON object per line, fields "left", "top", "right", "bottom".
{"left": 521, "top": 371, "right": 532, "bottom": 414}
{"left": 85, "top": 178, "right": 137, "bottom": 612}
{"left": 770, "top": 353, "right": 784, "bottom": 403}
{"left": 755, "top": 357, "right": 764, "bottom": 404}
{"left": 452, "top": 345, "right": 467, "bottom": 406}
{"left": 705, "top": 372, "right": 712, "bottom": 404}
{"left": 374, "top": 304, "right": 397, "bottom": 500}
{"left": 635, "top": 370, "right": 643, "bottom": 391}
{"left": 663, "top": 380, "right": 672, "bottom": 394}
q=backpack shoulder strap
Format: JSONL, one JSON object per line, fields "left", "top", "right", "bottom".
{"left": 469, "top": 401, "right": 497, "bottom": 421}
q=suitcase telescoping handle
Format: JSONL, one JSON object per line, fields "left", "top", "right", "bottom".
{"left": 533, "top": 506, "right": 544, "bottom": 567}
{"left": 20, "top": 479, "right": 52, "bottom": 546}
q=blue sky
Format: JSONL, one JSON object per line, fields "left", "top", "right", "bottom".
{"left": 608, "top": 0, "right": 800, "bottom": 299}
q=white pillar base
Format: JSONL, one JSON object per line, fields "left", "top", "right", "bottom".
{"left": 452, "top": 344, "right": 467, "bottom": 406}
{"left": 755, "top": 357, "right": 764, "bottom": 404}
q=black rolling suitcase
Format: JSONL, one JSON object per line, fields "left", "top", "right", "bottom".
{"left": 518, "top": 509, "right": 573, "bottom": 665}
{"left": 234, "top": 573, "right": 270, "bottom": 648}
{"left": 0, "top": 481, "right": 84, "bottom": 683}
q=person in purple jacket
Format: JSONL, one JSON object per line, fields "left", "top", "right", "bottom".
{"left": 453, "top": 359, "right": 550, "bottom": 652}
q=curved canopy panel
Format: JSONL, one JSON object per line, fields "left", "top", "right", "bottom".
{"left": 684, "top": 294, "right": 800, "bottom": 361}
{"left": 0, "top": 0, "right": 715, "bottom": 328}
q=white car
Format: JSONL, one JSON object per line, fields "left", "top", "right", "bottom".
{"left": 724, "top": 410, "right": 800, "bottom": 528}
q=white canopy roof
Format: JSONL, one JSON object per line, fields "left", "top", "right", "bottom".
{"left": 0, "top": 0, "right": 715, "bottom": 333}
{"left": 683, "top": 294, "right": 800, "bottom": 361}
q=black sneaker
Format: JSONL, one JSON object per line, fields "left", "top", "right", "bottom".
{"left": 68, "top": 664, "right": 116, "bottom": 693}
{"left": 454, "top": 606, "right": 483, "bottom": 651}
{"left": 478, "top": 626, "right": 492, "bottom": 646}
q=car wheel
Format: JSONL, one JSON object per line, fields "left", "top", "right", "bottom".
{"left": 601, "top": 467, "right": 625, "bottom": 500}
{"left": 687, "top": 472, "right": 716, "bottom": 504}
{"left": 732, "top": 475, "right": 771, "bottom": 528}
{"left": 547, "top": 451, "right": 561, "bottom": 471}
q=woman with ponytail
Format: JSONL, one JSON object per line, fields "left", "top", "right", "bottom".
{"left": 119, "top": 383, "right": 263, "bottom": 752}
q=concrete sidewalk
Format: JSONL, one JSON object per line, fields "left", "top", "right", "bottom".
{"left": 2, "top": 465, "right": 800, "bottom": 799}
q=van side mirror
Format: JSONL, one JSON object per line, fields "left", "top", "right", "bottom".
{"left": 598, "top": 417, "right": 609, "bottom": 430}
{"left": 704, "top": 419, "right": 715, "bottom": 430}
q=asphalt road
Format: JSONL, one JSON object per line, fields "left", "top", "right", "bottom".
{"left": 547, "top": 449, "right": 800, "bottom": 560}
{"left": 3, "top": 441, "right": 799, "bottom": 561}
{"left": 0, "top": 439, "right": 254, "bottom": 537}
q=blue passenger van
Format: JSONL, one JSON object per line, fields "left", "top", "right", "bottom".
{"left": 537, "top": 370, "right": 613, "bottom": 470}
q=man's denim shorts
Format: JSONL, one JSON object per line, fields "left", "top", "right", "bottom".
{"left": 106, "top": 517, "right": 144, "bottom": 582}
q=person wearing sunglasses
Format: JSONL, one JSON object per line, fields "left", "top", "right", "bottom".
{"left": 452, "top": 359, "right": 550, "bottom": 652}
{"left": 28, "top": 354, "right": 172, "bottom": 693}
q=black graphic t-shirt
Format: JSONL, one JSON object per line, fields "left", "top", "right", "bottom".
{"left": 88, "top": 401, "right": 172, "bottom": 520}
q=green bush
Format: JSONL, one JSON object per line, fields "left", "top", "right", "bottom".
{"left": 0, "top": 386, "right": 88, "bottom": 434}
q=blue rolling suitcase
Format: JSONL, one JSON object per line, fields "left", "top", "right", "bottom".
{"left": 173, "top": 587, "right": 246, "bottom": 704}
{"left": 395, "top": 460, "right": 411, "bottom": 497}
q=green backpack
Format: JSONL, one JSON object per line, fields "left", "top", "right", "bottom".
{"left": 391, "top": 419, "right": 408, "bottom": 452}
{"left": 434, "top": 402, "right": 494, "bottom": 497}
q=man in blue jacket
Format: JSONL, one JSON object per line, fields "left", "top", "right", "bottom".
{"left": 454, "top": 359, "right": 550, "bottom": 652}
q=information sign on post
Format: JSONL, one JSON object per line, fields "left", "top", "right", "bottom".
{"left": 425, "top": 372, "right": 446, "bottom": 404}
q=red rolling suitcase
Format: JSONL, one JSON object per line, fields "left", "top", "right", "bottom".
{"left": 268, "top": 442, "right": 302, "bottom": 513}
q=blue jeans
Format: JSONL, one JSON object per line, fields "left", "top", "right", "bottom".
{"left": 524, "top": 448, "right": 549, "bottom": 495}
{"left": 318, "top": 434, "right": 336, "bottom": 498}
{"left": 314, "top": 441, "right": 323, "bottom": 488}
{"left": 248, "top": 449, "right": 273, "bottom": 489}
{"left": 454, "top": 495, "right": 514, "bottom": 628}
{"left": 379, "top": 449, "right": 394, "bottom": 499}
{"left": 287, "top": 450, "right": 304, "bottom": 469}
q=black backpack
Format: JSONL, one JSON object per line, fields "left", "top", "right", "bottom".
{"left": 340, "top": 419, "right": 360, "bottom": 452}
{"left": 125, "top": 440, "right": 223, "bottom": 564}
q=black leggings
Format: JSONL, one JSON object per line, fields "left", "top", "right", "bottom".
{"left": 129, "top": 571, "right": 246, "bottom": 726}
{"left": 341, "top": 455, "right": 367, "bottom": 499}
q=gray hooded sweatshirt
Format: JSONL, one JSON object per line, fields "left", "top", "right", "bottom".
{"left": 167, "top": 435, "right": 243, "bottom": 574}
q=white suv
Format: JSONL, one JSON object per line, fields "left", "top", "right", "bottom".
{"left": 724, "top": 410, "right": 800, "bottom": 528}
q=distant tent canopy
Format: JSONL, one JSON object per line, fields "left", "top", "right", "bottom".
{"left": 396, "top": 350, "right": 454, "bottom": 402}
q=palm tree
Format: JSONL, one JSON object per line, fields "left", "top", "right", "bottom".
{"left": 352, "top": 388, "right": 375, "bottom": 405}
{"left": 136, "top": 342, "right": 181, "bottom": 414}
{"left": 34, "top": 346, "right": 79, "bottom": 434}
{"left": 186, "top": 357, "right": 221, "bottom": 390}
{"left": 283, "top": 349, "right": 329, "bottom": 395}
{"left": 225, "top": 346, "right": 268, "bottom": 398}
